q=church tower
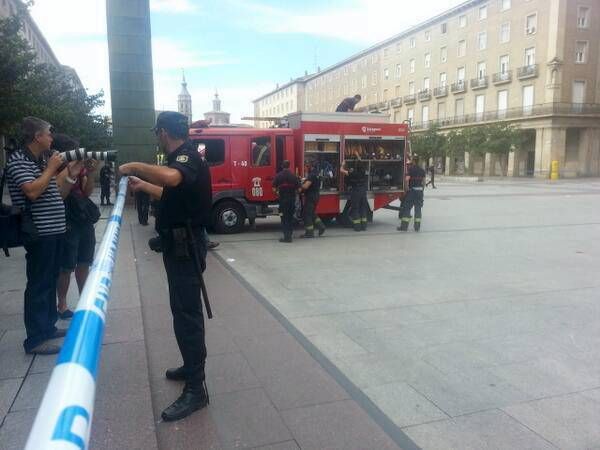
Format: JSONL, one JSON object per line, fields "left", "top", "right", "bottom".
{"left": 204, "top": 90, "right": 230, "bottom": 125}
{"left": 177, "top": 70, "right": 192, "bottom": 124}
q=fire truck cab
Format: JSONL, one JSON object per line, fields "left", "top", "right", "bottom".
{"left": 189, "top": 113, "right": 409, "bottom": 233}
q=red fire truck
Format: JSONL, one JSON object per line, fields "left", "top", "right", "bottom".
{"left": 189, "top": 112, "right": 409, "bottom": 233}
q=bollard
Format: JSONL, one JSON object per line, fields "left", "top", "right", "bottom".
{"left": 550, "top": 160, "right": 559, "bottom": 180}
{"left": 24, "top": 177, "right": 128, "bottom": 450}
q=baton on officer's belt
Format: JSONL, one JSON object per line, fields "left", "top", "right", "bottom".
{"left": 185, "top": 221, "right": 213, "bottom": 319}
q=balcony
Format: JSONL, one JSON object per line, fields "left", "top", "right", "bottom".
{"left": 492, "top": 71, "right": 512, "bottom": 85}
{"left": 434, "top": 86, "right": 448, "bottom": 98}
{"left": 377, "top": 101, "right": 390, "bottom": 111}
{"left": 418, "top": 89, "right": 431, "bottom": 101}
{"left": 470, "top": 76, "right": 489, "bottom": 90}
{"left": 517, "top": 64, "right": 538, "bottom": 80}
{"left": 390, "top": 97, "right": 402, "bottom": 107}
{"left": 404, "top": 94, "right": 417, "bottom": 104}
{"left": 450, "top": 81, "right": 466, "bottom": 94}
{"left": 367, "top": 103, "right": 379, "bottom": 112}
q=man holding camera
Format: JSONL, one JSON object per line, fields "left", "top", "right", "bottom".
{"left": 5, "top": 117, "right": 84, "bottom": 354}
{"left": 119, "top": 111, "right": 212, "bottom": 422}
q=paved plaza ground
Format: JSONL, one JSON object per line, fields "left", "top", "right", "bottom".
{"left": 1, "top": 178, "right": 599, "bottom": 449}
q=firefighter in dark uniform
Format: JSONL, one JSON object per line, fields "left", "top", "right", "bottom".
{"left": 119, "top": 111, "right": 212, "bottom": 422}
{"left": 272, "top": 160, "right": 300, "bottom": 243}
{"left": 398, "top": 156, "right": 426, "bottom": 232}
{"left": 135, "top": 189, "right": 150, "bottom": 225}
{"left": 300, "top": 162, "right": 326, "bottom": 238}
{"left": 341, "top": 158, "right": 369, "bottom": 231}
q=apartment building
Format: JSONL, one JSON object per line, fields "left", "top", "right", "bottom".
{"left": 256, "top": 0, "right": 600, "bottom": 178}
{"left": 253, "top": 76, "right": 308, "bottom": 128}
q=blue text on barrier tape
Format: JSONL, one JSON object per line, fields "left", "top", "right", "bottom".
{"left": 109, "top": 214, "right": 122, "bottom": 224}
{"left": 57, "top": 311, "right": 104, "bottom": 379}
{"left": 52, "top": 406, "right": 89, "bottom": 450}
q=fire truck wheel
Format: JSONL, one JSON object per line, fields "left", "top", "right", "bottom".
{"left": 213, "top": 201, "right": 246, "bottom": 234}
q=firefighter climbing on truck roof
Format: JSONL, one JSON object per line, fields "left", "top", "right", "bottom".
{"left": 398, "top": 156, "right": 426, "bottom": 232}
{"left": 341, "top": 158, "right": 369, "bottom": 232}
{"left": 299, "top": 162, "right": 326, "bottom": 238}
{"left": 272, "top": 160, "right": 300, "bottom": 243}
{"left": 335, "top": 94, "right": 362, "bottom": 112}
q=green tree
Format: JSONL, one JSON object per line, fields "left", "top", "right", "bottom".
{"left": 410, "top": 123, "right": 447, "bottom": 164}
{"left": 484, "top": 124, "right": 521, "bottom": 175}
{"left": 461, "top": 126, "right": 487, "bottom": 174}
{"left": 0, "top": 5, "right": 110, "bottom": 150}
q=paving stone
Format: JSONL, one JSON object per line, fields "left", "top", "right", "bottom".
{"left": 205, "top": 317, "right": 241, "bottom": 356}
{"left": 403, "top": 409, "right": 557, "bottom": 450}
{"left": 10, "top": 371, "right": 51, "bottom": 412}
{"left": 29, "top": 353, "right": 58, "bottom": 374}
{"left": 252, "top": 440, "right": 300, "bottom": 450}
{"left": 281, "top": 400, "right": 400, "bottom": 450}
{"left": 210, "top": 388, "right": 292, "bottom": 450}
{"left": 308, "top": 330, "right": 369, "bottom": 359}
{"left": 364, "top": 381, "right": 448, "bottom": 428}
{"left": 102, "top": 307, "right": 144, "bottom": 344}
{"left": 0, "top": 378, "right": 22, "bottom": 422}
{"left": 235, "top": 332, "right": 349, "bottom": 410}
{"left": 221, "top": 308, "right": 286, "bottom": 338}
{"left": 0, "top": 314, "right": 24, "bottom": 332}
{"left": 0, "top": 330, "right": 32, "bottom": 380}
{"left": 0, "top": 290, "right": 23, "bottom": 316}
{"left": 205, "top": 352, "right": 260, "bottom": 395}
{"left": 0, "top": 410, "right": 35, "bottom": 450}
{"left": 503, "top": 393, "right": 600, "bottom": 450}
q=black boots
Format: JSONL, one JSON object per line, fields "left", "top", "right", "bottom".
{"left": 279, "top": 237, "right": 292, "bottom": 243}
{"left": 161, "top": 381, "right": 210, "bottom": 422}
{"left": 165, "top": 366, "right": 186, "bottom": 381}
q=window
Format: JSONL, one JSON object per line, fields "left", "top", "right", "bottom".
{"left": 409, "top": 81, "right": 415, "bottom": 94}
{"left": 478, "top": 31, "right": 487, "bottom": 50}
{"left": 410, "top": 37, "right": 416, "bottom": 48}
{"left": 425, "top": 30, "right": 431, "bottom": 41}
{"left": 422, "top": 105, "right": 430, "bottom": 123}
{"left": 498, "top": 90, "right": 508, "bottom": 117}
{"left": 459, "top": 14, "right": 467, "bottom": 28}
{"left": 575, "top": 41, "right": 588, "bottom": 63}
{"left": 424, "top": 53, "right": 431, "bottom": 68}
{"left": 395, "top": 85, "right": 401, "bottom": 97}
{"left": 572, "top": 80, "right": 586, "bottom": 105}
{"left": 500, "top": 54, "right": 510, "bottom": 73}
{"left": 251, "top": 137, "right": 272, "bottom": 167}
{"left": 372, "top": 54, "right": 378, "bottom": 64}
{"left": 501, "top": 0, "right": 511, "bottom": 11}
{"left": 384, "top": 68, "right": 390, "bottom": 79}
{"left": 475, "top": 94, "right": 485, "bottom": 120}
{"left": 440, "top": 46, "right": 448, "bottom": 63}
{"left": 524, "top": 47, "right": 536, "bottom": 66}
{"left": 196, "top": 139, "right": 225, "bottom": 166}
{"left": 372, "top": 71, "right": 378, "bottom": 85}
{"left": 423, "top": 77, "right": 430, "bottom": 90}
{"left": 407, "top": 108, "right": 414, "bottom": 124}
{"left": 373, "top": 92, "right": 378, "bottom": 102}
{"left": 383, "top": 48, "right": 389, "bottom": 58}
{"left": 526, "top": 13, "right": 537, "bottom": 35}
{"left": 522, "top": 85, "right": 534, "bottom": 114}
{"left": 440, "top": 72, "right": 447, "bottom": 86}
{"left": 578, "top": 6, "right": 590, "bottom": 28}
{"left": 396, "top": 41, "right": 402, "bottom": 53}
{"left": 361, "top": 75, "right": 367, "bottom": 89}
{"left": 441, "top": 23, "right": 448, "bottom": 34}
{"left": 457, "top": 66, "right": 466, "bottom": 81}
{"left": 383, "top": 89, "right": 388, "bottom": 100}
{"left": 479, "top": 5, "right": 488, "bottom": 20}
{"left": 458, "top": 40, "right": 466, "bottom": 57}
{"left": 455, "top": 98, "right": 465, "bottom": 116}
{"left": 410, "top": 58, "right": 416, "bottom": 73}
{"left": 437, "top": 102, "right": 446, "bottom": 119}
{"left": 500, "top": 22, "right": 510, "bottom": 43}
{"left": 477, "top": 61, "right": 487, "bottom": 78}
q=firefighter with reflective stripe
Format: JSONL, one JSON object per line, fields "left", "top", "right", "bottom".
{"left": 300, "top": 163, "right": 326, "bottom": 238}
{"left": 398, "top": 156, "right": 426, "bottom": 232}
{"left": 341, "top": 158, "right": 369, "bottom": 231}
{"left": 272, "top": 160, "right": 300, "bottom": 243}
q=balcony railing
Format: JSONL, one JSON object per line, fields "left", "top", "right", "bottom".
{"left": 390, "top": 97, "right": 402, "bottom": 107}
{"left": 434, "top": 86, "right": 449, "bottom": 97}
{"left": 451, "top": 80, "right": 466, "bottom": 94}
{"left": 404, "top": 94, "right": 417, "bottom": 104}
{"left": 409, "top": 102, "right": 600, "bottom": 130}
{"left": 470, "top": 76, "right": 489, "bottom": 90}
{"left": 377, "top": 101, "right": 390, "bottom": 110}
{"left": 418, "top": 89, "right": 432, "bottom": 101}
{"left": 492, "top": 71, "right": 512, "bottom": 84}
{"left": 517, "top": 64, "right": 538, "bottom": 79}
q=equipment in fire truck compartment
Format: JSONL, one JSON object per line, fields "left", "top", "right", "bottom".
{"left": 343, "top": 139, "right": 404, "bottom": 191}
{"left": 304, "top": 141, "right": 340, "bottom": 191}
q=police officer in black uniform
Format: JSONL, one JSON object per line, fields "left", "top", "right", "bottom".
{"left": 272, "top": 160, "right": 299, "bottom": 243}
{"left": 341, "top": 158, "right": 369, "bottom": 231}
{"left": 119, "top": 111, "right": 212, "bottom": 422}
{"left": 300, "top": 162, "right": 326, "bottom": 238}
{"left": 398, "top": 156, "right": 426, "bottom": 232}
{"left": 135, "top": 189, "right": 150, "bottom": 225}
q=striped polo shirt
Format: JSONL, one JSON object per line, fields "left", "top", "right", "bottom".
{"left": 6, "top": 149, "right": 66, "bottom": 237}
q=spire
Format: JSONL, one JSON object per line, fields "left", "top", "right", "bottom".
{"left": 179, "top": 69, "right": 190, "bottom": 96}
{"left": 178, "top": 68, "right": 192, "bottom": 124}
{"left": 212, "top": 89, "right": 221, "bottom": 112}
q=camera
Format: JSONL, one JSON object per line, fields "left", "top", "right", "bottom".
{"left": 60, "top": 148, "right": 117, "bottom": 162}
{"left": 148, "top": 236, "right": 163, "bottom": 253}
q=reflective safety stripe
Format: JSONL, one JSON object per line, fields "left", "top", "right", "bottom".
{"left": 401, "top": 217, "right": 411, "bottom": 222}
{"left": 315, "top": 218, "right": 323, "bottom": 224}
{"left": 414, "top": 218, "right": 422, "bottom": 222}
{"left": 305, "top": 225, "right": 314, "bottom": 230}
{"left": 352, "top": 219, "right": 361, "bottom": 224}
{"left": 361, "top": 218, "right": 367, "bottom": 222}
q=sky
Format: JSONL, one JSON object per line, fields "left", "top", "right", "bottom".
{"left": 29, "top": 0, "right": 466, "bottom": 124}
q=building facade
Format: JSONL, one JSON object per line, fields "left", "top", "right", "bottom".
{"left": 256, "top": 0, "right": 600, "bottom": 178}
{"left": 253, "top": 77, "right": 308, "bottom": 127}
{"left": 204, "top": 91, "right": 230, "bottom": 125}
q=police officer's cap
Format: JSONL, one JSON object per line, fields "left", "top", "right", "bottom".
{"left": 152, "top": 111, "right": 189, "bottom": 138}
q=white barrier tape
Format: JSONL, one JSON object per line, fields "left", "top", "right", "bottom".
{"left": 25, "top": 177, "right": 128, "bottom": 450}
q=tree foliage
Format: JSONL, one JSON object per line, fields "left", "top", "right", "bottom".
{"left": 410, "top": 123, "right": 447, "bottom": 162}
{"left": 0, "top": 6, "right": 111, "bottom": 150}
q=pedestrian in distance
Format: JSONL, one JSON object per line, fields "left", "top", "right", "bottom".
{"left": 398, "top": 156, "right": 426, "bottom": 232}
{"left": 135, "top": 189, "right": 150, "bottom": 225}
{"left": 99, "top": 162, "right": 113, "bottom": 205}
{"left": 299, "top": 162, "right": 326, "bottom": 238}
{"left": 272, "top": 160, "right": 300, "bottom": 243}
{"left": 426, "top": 164, "right": 436, "bottom": 189}
{"left": 119, "top": 111, "right": 212, "bottom": 422}
{"left": 335, "top": 94, "right": 362, "bottom": 112}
